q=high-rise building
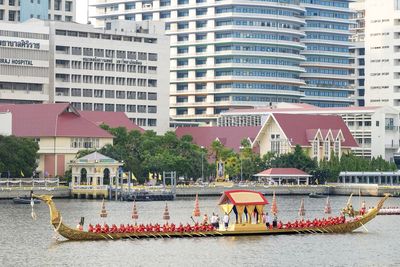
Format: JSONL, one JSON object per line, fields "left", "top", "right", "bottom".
{"left": 0, "top": 19, "right": 171, "bottom": 133}
{"left": 91, "top": 0, "right": 307, "bottom": 124}
{"left": 364, "top": 0, "right": 400, "bottom": 107}
{"left": 349, "top": 0, "right": 365, "bottom": 107}
{"left": 90, "top": 0, "right": 355, "bottom": 123}
{"left": 299, "top": 0, "right": 354, "bottom": 107}
{"left": 0, "top": 0, "right": 76, "bottom": 22}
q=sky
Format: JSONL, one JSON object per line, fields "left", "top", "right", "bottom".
{"left": 76, "top": 0, "right": 89, "bottom": 24}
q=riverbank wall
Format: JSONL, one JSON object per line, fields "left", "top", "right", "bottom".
{"left": 1, "top": 184, "right": 399, "bottom": 199}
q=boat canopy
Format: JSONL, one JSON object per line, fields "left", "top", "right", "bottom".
{"left": 218, "top": 190, "right": 269, "bottom": 206}
{"left": 218, "top": 190, "right": 268, "bottom": 224}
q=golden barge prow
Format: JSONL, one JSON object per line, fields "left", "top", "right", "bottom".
{"left": 33, "top": 190, "right": 389, "bottom": 241}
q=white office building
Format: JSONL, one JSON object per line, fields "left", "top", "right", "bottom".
{"left": 0, "top": 19, "right": 171, "bottom": 134}
{"left": 50, "top": 20, "right": 170, "bottom": 133}
{"left": 0, "top": 0, "right": 76, "bottom": 22}
{"left": 217, "top": 103, "right": 400, "bottom": 162}
{"left": 364, "top": 0, "right": 400, "bottom": 107}
{"left": 0, "top": 20, "right": 50, "bottom": 104}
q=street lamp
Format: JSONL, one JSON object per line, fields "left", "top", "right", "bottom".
{"left": 201, "top": 146, "right": 204, "bottom": 183}
{"left": 239, "top": 146, "right": 244, "bottom": 182}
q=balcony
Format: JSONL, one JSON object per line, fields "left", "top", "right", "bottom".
{"left": 385, "top": 125, "right": 398, "bottom": 131}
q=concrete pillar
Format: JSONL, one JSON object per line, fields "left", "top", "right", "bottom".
{"left": 390, "top": 176, "right": 393, "bottom": 185}
{"left": 378, "top": 176, "right": 381, "bottom": 185}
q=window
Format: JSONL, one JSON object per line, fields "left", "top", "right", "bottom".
{"left": 105, "top": 90, "right": 114, "bottom": 98}
{"left": 138, "top": 105, "right": 146, "bottom": 113}
{"left": 138, "top": 92, "right": 146, "bottom": 100}
{"left": 148, "top": 93, "right": 157, "bottom": 100}
{"left": 312, "top": 140, "right": 319, "bottom": 158}
{"left": 148, "top": 106, "right": 157, "bottom": 113}
{"left": 65, "top": 1, "right": 72, "bottom": 12}
{"left": 105, "top": 104, "right": 114, "bottom": 112}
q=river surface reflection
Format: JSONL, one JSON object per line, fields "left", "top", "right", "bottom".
{"left": 1, "top": 195, "right": 400, "bottom": 267}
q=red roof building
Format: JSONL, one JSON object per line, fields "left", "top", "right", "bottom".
{"left": 254, "top": 168, "right": 312, "bottom": 185}
{"left": 0, "top": 103, "right": 141, "bottom": 178}
{"left": 175, "top": 126, "right": 261, "bottom": 153}
{"left": 253, "top": 113, "right": 358, "bottom": 162}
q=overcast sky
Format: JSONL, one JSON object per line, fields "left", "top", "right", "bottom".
{"left": 76, "top": 0, "right": 90, "bottom": 24}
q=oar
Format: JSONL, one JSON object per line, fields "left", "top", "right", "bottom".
{"left": 360, "top": 221, "right": 369, "bottom": 232}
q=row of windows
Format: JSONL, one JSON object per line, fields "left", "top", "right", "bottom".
{"left": 304, "top": 90, "right": 348, "bottom": 97}
{"left": 306, "top": 9, "right": 349, "bottom": 19}
{"left": 232, "top": 95, "right": 298, "bottom": 102}
{"left": 215, "top": 82, "right": 298, "bottom": 91}
{"left": 0, "top": 29, "right": 48, "bottom": 40}
{"left": 305, "top": 79, "right": 349, "bottom": 88}
{"left": 55, "top": 74, "right": 157, "bottom": 87}
{"left": 214, "top": 56, "right": 300, "bottom": 66}
{"left": 302, "top": 0, "right": 348, "bottom": 8}
{"left": 215, "top": 19, "right": 301, "bottom": 30}
{"left": 56, "top": 88, "right": 157, "bottom": 101}
{"left": 306, "top": 33, "right": 349, "bottom": 41}
{"left": 56, "top": 60, "right": 157, "bottom": 74}
{"left": 216, "top": 31, "right": 300, "bottom": 42}
{"left": 55, "top": 30, "right": 157, "bottom": 44}
{"left": 215, "top": 69, "right": 299, "bottom": 78}
{"left": 70, "top": 138, "right": 100, "bottom": 149}
{"left": 305, "top": 67, "right": 349, "bottom": 75}
{"left": 215, "top": 44, "right": 301, "bottom": 54}
{"left": 56, "top": 46, "right": 157, "bottom": 61}
{"left": 307, "top": 56, "right": 349, "bottom": 64}
{"left": 69, "top": 102, "right": 157, "bottom": 114}
{"left": 215, "top": 6, "right": 300, "bottom": 17}
{"left": 306, "top": 45, "right": 349, "bottom": 53}
{"left": 307, "top": 22, "right": 348, "bottom": 30}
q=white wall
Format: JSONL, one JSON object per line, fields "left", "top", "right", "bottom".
{"left": 0, "top": 112, "right": 12, "bottom": 136}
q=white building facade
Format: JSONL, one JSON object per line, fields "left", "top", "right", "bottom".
{"left": 50, "top": 20, "right": 170, "bottom": 133}
{"left": 0, "top": 20, "right": 50, "bottom": 104}
{"left": 217, "top": 104, "right": 400, "bottom": 163}
{"left": 0, "top": 0, "right": 76, "bottom": 22}
{"left": 364, "top": 0, "right": 400, "bottom": 107}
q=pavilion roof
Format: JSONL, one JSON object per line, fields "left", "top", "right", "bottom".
{"left": 218, "top": 190, "right": 268, "bottom": 206}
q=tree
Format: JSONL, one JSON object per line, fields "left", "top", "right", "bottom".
{"left": 0, "top": 135, "right": 39, "bottom": 177}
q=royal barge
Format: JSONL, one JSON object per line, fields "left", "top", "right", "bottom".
{"left": 33, "top": 190, "right": 388, "bottom": 241}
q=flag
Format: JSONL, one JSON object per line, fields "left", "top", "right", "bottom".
{"left": 20, "top": 171, "right": 24, "bottom": 177}
{"left": 132, "top": 174, "right": 137, "bottom": 181}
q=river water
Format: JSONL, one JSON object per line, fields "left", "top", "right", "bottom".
{"left": 0, "top": 195, "right": 399, "bottom": 267}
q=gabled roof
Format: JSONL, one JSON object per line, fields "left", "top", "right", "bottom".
{"left": 218, "top": 190, "right": 269, "bottom": 205}
{"left": 79, "top": 111, "right": 144, "bottom": 132}
{"left": 263, "top": 113, "right": 358, "bottom": 148}
{"left": 0, "top": 103, "right": 113, "bottom": 138}
{"left": 175, "top": 126, "right": 261, "bottom": 152}
{"left": 77, "top": 151, "right": 118, "bottom": 163}
{"left": 255, "top": 168, "right": 311, "bottom": 177}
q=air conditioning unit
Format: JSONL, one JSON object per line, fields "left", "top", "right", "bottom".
{"left": 143, "top": 3, "right": 152, "bottom": 8}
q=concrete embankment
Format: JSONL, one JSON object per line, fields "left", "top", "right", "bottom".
{"left": 1, "top": 184, "right": 399, "bottom": 200}
{"left": 0, "top": 187, "right": 70, "bottom": 199}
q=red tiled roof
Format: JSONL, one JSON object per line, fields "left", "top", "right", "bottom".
{"left": 273, "top": 113, "right": 358, "bottom": 147}
{"left": 256, "top": 168, "right": 310, "bottom": 176}
{"left": 79, "top": 111, "right": 144, "bottom": 132}
{"left": 175, "top": 126, "right": 261, "bottom": 152}
{"left": 0, "top": 103, "right": 113, "bottom": 138}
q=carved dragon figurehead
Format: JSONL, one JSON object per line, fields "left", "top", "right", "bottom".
{"left": 32, "top": 194, "right": 53, "bottom": 204}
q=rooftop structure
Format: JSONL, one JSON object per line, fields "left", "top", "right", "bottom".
{"left": 254, "top": 168, "right": 311, "bottom": 185}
